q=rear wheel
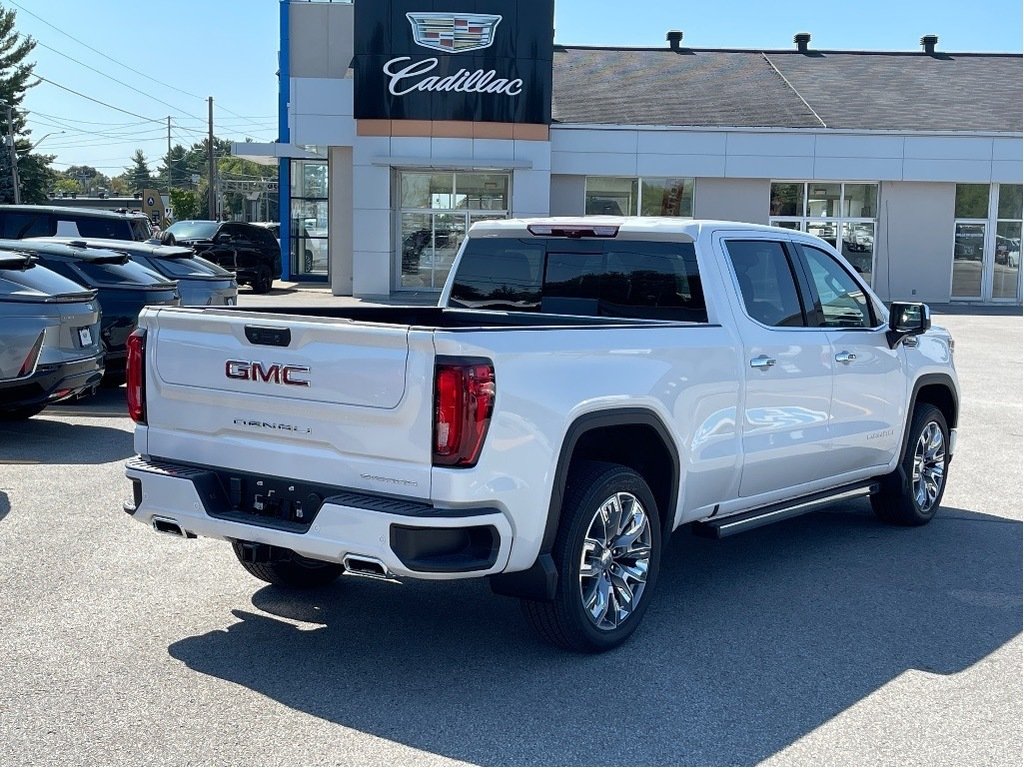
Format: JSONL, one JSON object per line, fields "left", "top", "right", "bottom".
{"left": 251, "top": 268, "right": 273, "bottom": 294}
{"left": 522, "top": 461, "right": 662, "bottom": 653}
{"left": 0, "top": 404, "right": 45, "bottom": 421}
{"left": 872, "top": 404, "right": 949, "bottom": 526}
{"left": 231, "top": 542, "right": 343, "bottom": 588}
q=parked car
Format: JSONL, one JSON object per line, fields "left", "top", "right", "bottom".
{"left": 251, "top": 221, "right": 280, "bottom": 241}
{"left": 0, "top": 205, "right": 153, "bottom": 242}
{"left": 161, "top": 220, "right": 281, "bottom": 293}
{"left": 1, "top": 239, "right": 179, "bottom": 385}
{"left": 35, "top": 238, "right": 239, "bottom": 307}
{"left": 124, "top": 217, "right": 959, "bottom": 652}
{"left": 0, "top": 249, "right": 104, "bottom": 419}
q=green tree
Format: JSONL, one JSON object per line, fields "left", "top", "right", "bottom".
{"left": 52, "top": 177, "right": 81, "bottom": 196}
{"left": 126, "top": 148, "right": 152, "bottom": 193}
{"left": 0, "top": 3, "right": 54, "bottom": 203}
{"left": 168, "top": 188, "right": 199, "bottom": 220}
{"left": 158, "top": 143, "right": 188, "bottom": 189}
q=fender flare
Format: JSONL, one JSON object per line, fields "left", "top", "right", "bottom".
{"left": 489, "top": 407, "right": 680, "bottom": 601}
{"left": 899, "top": 373, "right": 959, "bottom": 465}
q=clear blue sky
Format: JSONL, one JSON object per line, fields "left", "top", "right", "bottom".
{"left": 13, "top": 0, "right": 1022, "bottom": 174}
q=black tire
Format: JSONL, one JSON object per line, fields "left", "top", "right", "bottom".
{"left": 521, "top": 461, "right": 662, "bottom": 653}
{"left": 251, "top": 268, "right": 273, "bottom": 294}
{"left": 871, "top": 404, "right": 949, "bottom": 526}
{"left": 0, "top": 404, "right": 45, "bottom": 421}
{"left": 231, "top": 542, "right": 343, "bottom": 588}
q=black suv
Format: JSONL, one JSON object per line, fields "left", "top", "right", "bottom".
{"left": 161, "top": 220, "right": 281, "bottom": 293}
{"left": 0, "top": 205, "right": 153, "bottom": 241}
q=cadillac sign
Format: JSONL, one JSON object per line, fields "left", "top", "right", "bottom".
{"left": 353, "top": 1, "right": 554, "bottom": 124}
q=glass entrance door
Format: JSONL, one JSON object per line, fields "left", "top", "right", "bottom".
{"left": 952, "top": 184, "right": 1022, "bottom": 303}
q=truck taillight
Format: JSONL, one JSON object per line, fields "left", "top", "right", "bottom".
{"left": 126, "top": 329, "right": 146, "bottom": 424}
{"left": 433, "top": 359, "right": 495, "bottom": 467}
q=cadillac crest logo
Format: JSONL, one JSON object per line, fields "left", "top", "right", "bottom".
{"left": 406, "top": 12, "right": 502, "bottom": 54}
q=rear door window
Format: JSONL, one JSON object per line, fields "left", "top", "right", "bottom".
{"left": 724, "top": 240, "right": 806, "bottom": 327}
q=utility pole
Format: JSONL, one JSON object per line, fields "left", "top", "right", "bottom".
{"left": 3, "top": 103, "right": 20, "bottom": 204}
{"left": 166, "top": 116, "right": 172, "bottom": 188}
{"left": 207, "top": 97, "right": 216, "bottom": 220}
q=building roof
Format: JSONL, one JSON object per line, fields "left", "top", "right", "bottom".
{"left": 551, "top": 47, "right": 1023, "bottom": 133}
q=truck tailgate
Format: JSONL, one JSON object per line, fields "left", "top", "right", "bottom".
{"left": 140, "top": 307, "right": 435, "bottom": 498}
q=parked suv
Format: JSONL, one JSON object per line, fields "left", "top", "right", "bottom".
{"left": 35, "top": 238, "right": 239, "bottom": 307}
{"left": 0, "top": 249, "right": 104, "bottom": 419}
{"left": 2, "top": 239, "right": 178, "bottom": 385}
{"left": 0, "top": 205, "right": 152, "bottom": 242}
{"left": 161, "top": 220, "right": 281, "bottom": 293}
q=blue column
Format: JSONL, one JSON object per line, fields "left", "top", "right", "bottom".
{"left": 277, "top": 0, "right": 291, "bottom": 281}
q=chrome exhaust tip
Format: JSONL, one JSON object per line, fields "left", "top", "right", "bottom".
{"left": 152, "top": 516, "right": 191, "bottom": 538}
{"left": 343, "top": 554, "right": 399, "bottom": 583}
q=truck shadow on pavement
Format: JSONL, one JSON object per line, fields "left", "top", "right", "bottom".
{"left": 0, "top": 402, "right": 134, "bottom": 465}
{"left": 168, "top": 502, "right": 1022, "bottom": 766}
{"left": 0, "top": 491, "right": 8, "bottom": 522}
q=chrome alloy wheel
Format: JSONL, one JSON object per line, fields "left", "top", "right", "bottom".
{"left": 912, "top": 420, "right": 946, "bottom": 512}
{"left": 578, "top": 491, "right": 653, "bottom": 631}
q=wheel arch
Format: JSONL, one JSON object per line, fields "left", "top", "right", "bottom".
{"left": 900, "top": 373, "right": 959, "bottom": 463}
{"left": 490, "top": 407, "right": 680, "bottom": 601}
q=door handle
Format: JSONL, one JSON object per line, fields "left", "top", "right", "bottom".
{"left": 835, "top": 351, "right": 857, "bottom": 364}
{"left": 749, "top": 355, "right": 776, "bottom": 369}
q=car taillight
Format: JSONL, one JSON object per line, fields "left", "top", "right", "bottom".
{"left": 18, "top": 331, "right": 44, "bottom": 377}
{"left": 126, "top": 329, "right": 146, "bottom": 424}
{"left": 433, "top": 359, "right": 495, "bottom": 467}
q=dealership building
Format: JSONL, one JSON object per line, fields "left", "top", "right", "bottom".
{"left": 238, "top": 0, "right": 1023, "bottom": 304}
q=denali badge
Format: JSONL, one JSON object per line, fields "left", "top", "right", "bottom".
{"left": 225, "top": 360, "right": 310, "bottom": 387}
{"left": 406, "top": 12, "right": 501, "bottom": 54}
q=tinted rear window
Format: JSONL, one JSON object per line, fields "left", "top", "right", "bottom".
{"left": 449, "top": 237, "right": 707, "bottom": 322}
{"left": 143, "top": 254, "right": 228, "bottom": 278}
{"left": 0, "top": 261, "right": 89, "bottom": 297}
{"left": 71, "top": 258, "right": 169, "bottom": 286}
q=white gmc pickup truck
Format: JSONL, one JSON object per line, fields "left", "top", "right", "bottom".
{"left": 124, "top": 218, "right": 959, "bottom": 652}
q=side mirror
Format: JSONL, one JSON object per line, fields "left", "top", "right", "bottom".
{"left": 887, "top": 301, "right": 931, "bottom": 348}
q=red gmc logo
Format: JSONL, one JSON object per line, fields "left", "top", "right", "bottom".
{"left": 225, "top": 360, "right": 310, "bottom": 387}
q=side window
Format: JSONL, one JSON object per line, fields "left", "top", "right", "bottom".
{"left": 72, "top": 216, "right": 128, "bottom": 239}
{"left": 0, "top": 212, "right": 53, "bottom": 238}
{"left": 798, "top": 244, "right": 875, "bottom": 328}
{"left": 724, "top": 240, "right": 805, "bottom": 327}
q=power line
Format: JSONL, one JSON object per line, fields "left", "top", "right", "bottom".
{"left": 34, "top": 41, "right": 204, "bottom": 121}
{"left": 34, "top": 74, "right": 163, "bottom": 124}
{"left": 9, "top": 0, "right": 206, "bottom": 102}
{"left": 11, "top": 0, "right": 274, "bottom": 133}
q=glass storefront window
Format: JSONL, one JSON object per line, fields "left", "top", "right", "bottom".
{"left": 585, "top": 177, "right": 637, "bottom": 216}
{"left": 769, "top": 181, "right": 879, "bottom": 288}
{"left": 955, "top": 184, "right": 990, "bottom": 219}
{"left": 397, "top": 171, "right": 510, "bottom": 290}
{"left": 952, "top": 222, "right": 985, "bottom": 298}
{"left": 998, "top": 184, "right": 1023, "bottom": 220}
{"left": 584, "top": 177, "right": 694, "bottom": 217}
{"left": 807, "top": 183, "right": 841, "bottom": 217}
{"left": 770, "top": 183, "right": 804, "bottom": 217}
{"left": 640, "top": 178, "right": 694, "bottom": 217}
{"left": 290, "top": 159, "right": 328, "bottom": 277}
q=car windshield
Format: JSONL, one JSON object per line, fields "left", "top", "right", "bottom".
{"left": 130, "top": 218, "right": 153, "bottom": 241}
{"left": 165, "top": 221, "right": 219, "bottom": 240}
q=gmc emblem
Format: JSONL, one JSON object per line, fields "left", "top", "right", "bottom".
{"left": 225, "top": 360, "right": 310, "bottom": 387}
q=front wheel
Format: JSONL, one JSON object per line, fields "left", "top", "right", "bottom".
{"left": 231, "top": 542, "right": 343, "bottom": 588}
{"left": 872, "top": 404, "right": 949, "bottom": 526}
{"left": 522, "top": 461, "right": 662, "bottom": 653}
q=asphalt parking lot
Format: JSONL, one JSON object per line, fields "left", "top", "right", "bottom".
{"left": 0, "top": 293, "right": 1021, "bottom": 766}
